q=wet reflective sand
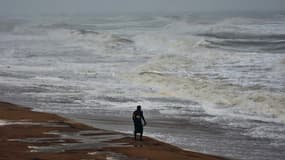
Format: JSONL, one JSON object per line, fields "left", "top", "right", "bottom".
{"left": 0, "top": 102, "right": 227, "bottom": 160}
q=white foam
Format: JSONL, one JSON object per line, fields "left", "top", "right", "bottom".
{"left": 244, "top": 125, "right": 285, "bottom": 140}
{"left": 2, "top": 65, "right": 55, "bottom": 72}
{"left": 88, "top": 152, "right": 98, "bottom": 155}
{"left": 33, "top": 76, "right": 63, "bottom": 82}
{"left": 1, "top": 15, "right": 285, "bottom": 135}
{"left": 125, "top": 58, "right": 285, "bottom": 124}
{"left": 0, "top": 120, "right": 8, "bottom": 126}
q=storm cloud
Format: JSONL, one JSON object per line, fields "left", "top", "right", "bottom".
{"left": 0, "top": 0, "right": 285, "bottom": 15}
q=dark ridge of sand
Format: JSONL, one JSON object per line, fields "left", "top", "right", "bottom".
{"left": 0, "top": 101, "right": 228, "bottom": 160}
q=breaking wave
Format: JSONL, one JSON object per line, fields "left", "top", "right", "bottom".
{"left": 199, "top": 32, "right": 285, "bottom": 53}
{"left": 124, "top": 55, "right": 285, "bottom": 123}
{"left": 1, "top": 14, "right": 285, "bottom": 148}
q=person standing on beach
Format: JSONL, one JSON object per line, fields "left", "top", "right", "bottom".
{"left": 132, "top": 105, "right": 147, "bottom": 141}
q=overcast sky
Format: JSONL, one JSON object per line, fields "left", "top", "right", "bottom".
{"left": 0, "top": 0, "right": 285, "bottom": 15}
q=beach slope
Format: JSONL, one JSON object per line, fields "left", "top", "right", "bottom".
{"left": 0, "top": 102, "right": 227, "bottom": 160}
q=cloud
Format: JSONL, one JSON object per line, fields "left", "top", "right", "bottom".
{"left": 0, "top": 0, "right": 284, "bottom": 15}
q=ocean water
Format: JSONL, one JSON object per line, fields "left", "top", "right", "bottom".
{"left": 0, "top": 12, "right": 285, "bottom": 160}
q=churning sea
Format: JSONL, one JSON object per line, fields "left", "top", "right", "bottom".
{"left": 0, "top": 12, "right": 285, "bottom": 160}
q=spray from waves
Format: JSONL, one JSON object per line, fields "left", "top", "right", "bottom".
{"left": 32, "top": 24, "right": 136, "bottom": 55}
{"left": 133, "top": 32, "right": 203, "bottom": 55}
{"left": 148, "top": 15, "right": 285, "bottom": 53}
{"left": 195, "top": 17, "right": 285, "bottom": 53}
{"left": 132, "top": 17, "right": 284, "bottom": 55}
{"left": 0, "top": 18, "right": 26, "bottom": 32}
{"left": 67, "top": 31, "right": 135, "bottom": 54}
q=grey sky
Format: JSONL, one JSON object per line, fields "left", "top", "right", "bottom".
{"left": 0, "top": 0, "right": 285, "bottom": 15}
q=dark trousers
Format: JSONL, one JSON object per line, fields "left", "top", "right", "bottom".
{"left": 134, "top": 122, "right": 143, "bottom": 140}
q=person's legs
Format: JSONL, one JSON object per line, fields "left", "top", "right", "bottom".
{"left": 134, "top": 131, "right": 137, "bottom": 140}
{"left": 140, "top": 132, "right": 143, "bottom": 141}
{"left": 139, "top": 129, "right": 144, "bottom": 141}
{"left": 134, "top": 123, "right": 143, "bottom": 141}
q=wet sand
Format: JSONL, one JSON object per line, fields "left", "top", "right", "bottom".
{"left": 0, "top": 101, "right": 227, "bottom": 160}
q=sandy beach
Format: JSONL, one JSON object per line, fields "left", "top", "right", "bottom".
{"left": 0, "top": 101, "right": 227, "bottom": 160}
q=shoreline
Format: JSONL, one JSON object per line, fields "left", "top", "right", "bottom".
{"left": 0, "top": 101, "right": 228, "bottom": 160}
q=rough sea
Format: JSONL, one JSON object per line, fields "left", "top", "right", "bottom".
{"left": 0, "top": 12, "right": 285, "bottom": 160}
